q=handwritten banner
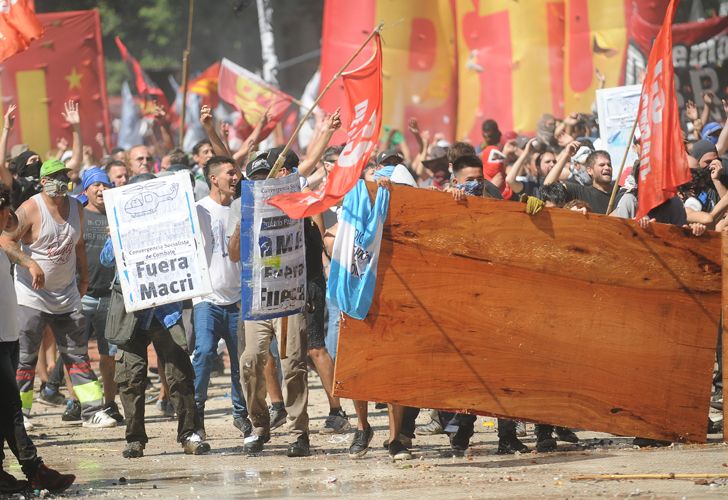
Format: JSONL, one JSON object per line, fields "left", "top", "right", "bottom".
{"left": 240, "top": 174, "right": 306, "bottom": 320}
{"left": 103, "top": 172, "right": 212, "bottom": 312}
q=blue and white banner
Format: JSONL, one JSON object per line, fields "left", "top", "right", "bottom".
{"left": 327, "top": 180, "right": 390, "bottom": 320}
{"left": 240, "top": 174, "right": 306, "bottom": 320}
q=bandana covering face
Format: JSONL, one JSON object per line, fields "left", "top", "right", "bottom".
{"left": 457, "top": 179, "right": 484, "bottom": 197}
{"left": 43, "top": 178, "right": 69, "bottom": 198}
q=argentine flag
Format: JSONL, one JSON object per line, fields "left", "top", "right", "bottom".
{"left": 327, "top": 180, "right": 390, "bottom": 320}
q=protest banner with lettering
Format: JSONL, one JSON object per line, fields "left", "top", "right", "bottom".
{"left": 103, "top": 172, "right": 212, "bottom": 312}
{"left": 240, "top": 174, "right": 306, "bottom": 320}
{"left": 595, "top": 84, "right": 641, "bottom": 179}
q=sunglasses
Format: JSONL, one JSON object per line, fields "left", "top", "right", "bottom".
{"left": 135, "top": 156, "right": 154, "bottom": 162}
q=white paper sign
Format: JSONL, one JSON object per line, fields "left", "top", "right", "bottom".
{"left": 596, "top": 85, "right": 642, "bottom": 179}
{"left": 103, "top": 172, "right": 212, "bottom": 312}
{"left": 240, "top": 174, "right": 306, "bottom": 320}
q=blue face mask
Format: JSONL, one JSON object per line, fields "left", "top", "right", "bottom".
{"left": 457, "top": 180, "right": 484, "bottom": 197}
{"left": 373, "top": 165, "right": 395, "bottom": 180}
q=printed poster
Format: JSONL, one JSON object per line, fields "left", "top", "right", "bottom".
{"left": 103, "top": 172, "right": 212, "bottom": 312}
{"left": 596, "top": 84, "right": 641, "bottom": 178}
{"left": 240, "top": 174, "right": 306, "bottom": 320}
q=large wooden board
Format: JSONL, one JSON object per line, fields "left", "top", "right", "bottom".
{"left": 333, "top": 185, "right": 722, "bottom": 443}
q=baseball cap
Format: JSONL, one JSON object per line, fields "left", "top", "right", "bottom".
{"left": 82, "top": 167, "right": 113, "bottom": 191}
{"left": 690, "top": 139, "right": 718, "bottom": 161}
{"left": 246, "top": 147, "right": 300, "bottom": 179}
{"left": 39, "top": 159, "right": 71, "bottom": 178}
{"left": 376, "top": 149, "right": 404, "bottom": 166}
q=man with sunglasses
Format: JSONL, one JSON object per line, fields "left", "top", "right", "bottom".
{"left": 0, "top": 159, "right": 115, "bottom": 430}
{"left": 128, "top": 145, "right": 154, "bottom": 176}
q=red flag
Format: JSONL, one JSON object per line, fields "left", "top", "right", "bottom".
{"left": 635, "top": 0, "right": 690, "bottom": 220}
{"left": 0, "top": 0, "right": 43, "bottom": 62}
{"left": 189, "top": 61, "right": 220, "bottom": 107}
{"left": 115, "top": 36, "right": 170, "bottom": 117}
{"left": 218, "top": 58, "right": 293, "bottom": 141}
{"left": 268, "top": 34, "right": 383, "bottom": 219}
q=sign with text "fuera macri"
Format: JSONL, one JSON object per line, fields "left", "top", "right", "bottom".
{"left": 103, "top": 172, "right": 212, "bottom": 312}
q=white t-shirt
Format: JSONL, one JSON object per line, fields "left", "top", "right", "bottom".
{"left": 0, "top": 250, "right": 19, "bottom": 342}
{"left": 194, "top": 196, "right": 241, "bottom": 306}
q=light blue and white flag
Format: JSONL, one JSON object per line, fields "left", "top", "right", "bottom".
{"left": 327, "top": 180, "right": 390, "bottom": 320}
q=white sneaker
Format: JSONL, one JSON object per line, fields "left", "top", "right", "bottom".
{"left": 23, "top": 415, "right": 34, "bottom": 432}
{"left": 82, "top": 409, "right": 118, "bottom": 428}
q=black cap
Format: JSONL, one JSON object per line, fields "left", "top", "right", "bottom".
{"left": 246, "top": 147, "right": 300, "bottom": 178}
{"left": 376, "top": 149, "right": 404, "bottom": 166}
{"left": 690, "top": 139, "right": 718, "bottom": 161}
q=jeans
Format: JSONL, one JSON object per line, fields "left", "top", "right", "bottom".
{"left": 325, "top": 301, "right": 340, "bottom": 360}
{"left": 192, "top": 302, "right": 247, "bottom": 419}
{"left": 81, "top": 295, "right": 116, "bottom": 356}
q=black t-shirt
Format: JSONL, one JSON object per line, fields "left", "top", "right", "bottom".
{"left": 563, "top": 181, "right": 618, "bottom": 214}
{"left": 649, "top": 196, "right": 688, "bottom": 226}
{"left": 304, "top": 217, "right": 324, "bottom": 280}
{"left": 84, "top": 209, "right": 116, "bottom": 297}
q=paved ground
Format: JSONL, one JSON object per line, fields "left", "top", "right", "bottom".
{"left": 10, "top": 364, "right": 728, "bottom": 498}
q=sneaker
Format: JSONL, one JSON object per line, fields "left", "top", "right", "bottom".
{"left": 37, "top": 386, "right": 66, "bottom": 407}
{"left": 0, "top": 469, "right": 28, "bottom": 494}
{"left": 554, "top": 427, "right": 579, "bottom": 443}
{"left": 82, "top": 409, "right": 118, "bottom": 428}
{"left": 321, "top": 408, "right": 351, "bottom": 434}
{"left": 348, "top": 425, "right": 374, "bottom": 458}
{"left": 536, "top": 433, "right": 557, "bottom": 453}
{"left": 269, "top": 404, "right": 287, "bottom": 430}
{"left": 244, "top": 434, "right": 267, "bottom": 455}
{"left": 29, "top": 464, "right": 75, "bottom": 493}
{"left": 382, "top": 433, "right": 413, "bottom": 449}
{"left": 122, "top": 441, "right": 145, "bottom": 459}
{"left": 287, "top": 433, "right": 311, "bottom": 457}
{"left": 104, "top": 402, "right": 125, "bottom": 425}
{"left": 156, "top": 399, "right": 175, "bottom": 418}
{"left": 182, "top": 432, "right": 210, "bottom": 455}
{"left": 632, "top": 437, "right": 671, "bottom": 448}
{"left": 388, "top": 439, "right": 413, "bottom": 460}
{"left": 62, "top": 399, "right": 81, "bottom": 422}
{"left": 496, "top": 435, "right": 530, "bottom": 455}
{"left": 23, "top": 415, "right": 34, "bottom": 432}
{"left": 416, "top": 416, "right": 444, "bottom": 436}
{"left": 233, "top": 416, "right": 253, "bottom": 437}
{"left": 515, "top": 420, "right": 527, "bottom": 437}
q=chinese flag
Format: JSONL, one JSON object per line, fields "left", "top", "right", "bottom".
{"left": 635, "top": 0, "right": 690, "bottom": 220}
{"left": 0, "top": 10, "right": 109, "bottom": 158}
{"left": 189, "top": 61, "right": 220, "bottom": 108}
{"left": 218, "top": 58, "right": 294, "bottom": 141}
{"left": 0, "top": 0, "right": 43, "bottom": 62}
{"left": 268, "top": 34, "right": 383, "bottom": 219}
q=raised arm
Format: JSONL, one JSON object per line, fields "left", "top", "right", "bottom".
{"left": 62, "top": 100, "right": 83, "bottom": 175}
{"left": 0, "top": 104, "right": 16, "bottom": 189}
{"left": 544, "top": 141, "right": 579, "bottom": 185}
{"left": 200, "top": 105, "right": 232, "bottom": 157}
{"left": 701, "top": 92, "right": 714, "bottom": 126}
{"left": 505, "top": 139, "right": 535, "bottom": 194}
{"left": 233, "top": 106, "right": 271, "bottom": 167}
{"left": 297, "top": 109, "right": 341, "bottom": 178}
{"left": 717, "top": 99, "right": 728, "bottom": 156}
{"left": 153, "top": 105, "right": 175, "bottom": 154}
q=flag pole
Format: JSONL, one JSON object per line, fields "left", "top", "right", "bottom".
{"left": 178, "top": 0, "right": 195, "bottom": 146}
{"left": 267, "top": 22, "right": 384, "bottom": 179}
{"left": 606, "top": 117, "right": 639, "bottom": 214}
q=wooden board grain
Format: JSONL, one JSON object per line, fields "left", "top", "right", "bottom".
{"left": 333, "top": 185, "right": 722, "bottom": 443}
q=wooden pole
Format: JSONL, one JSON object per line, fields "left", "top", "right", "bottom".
{"left": 605, "top": 117, "right": 639, "bottom": 215}
{"left": 722, "top": 232, "right": 728, "bottom": 444}
{"left": 266, "top": 22, "right": 384, "bottom": 179}
{"left": 279, "top": 317, "right": 288, "bottom": 360}
{"left": 178, "top": 0, "right": 195, "bottom": 146}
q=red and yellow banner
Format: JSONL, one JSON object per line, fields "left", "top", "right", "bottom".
{"left": 0, "top": 0, "right": 43, "bottom": 62}
{"left": 320, "top": 0, "right": 727, "bottom": 145}
{"left": 0, "top": 10, "right": 110, "bottom": 158}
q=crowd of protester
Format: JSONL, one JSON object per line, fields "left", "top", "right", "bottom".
{"left": 0, "top": 85, "right": 726, "bottom": 493}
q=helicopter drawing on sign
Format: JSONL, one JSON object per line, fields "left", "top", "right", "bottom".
{"left": 123, "top": 181, "right": 180, "bottom": 217}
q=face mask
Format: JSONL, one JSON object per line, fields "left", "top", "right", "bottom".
{"left": 457, "top": 180, "right": 484, "bottom": 197}
{"left": 43, "top": 178, "right": 69, "bottom": 198}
